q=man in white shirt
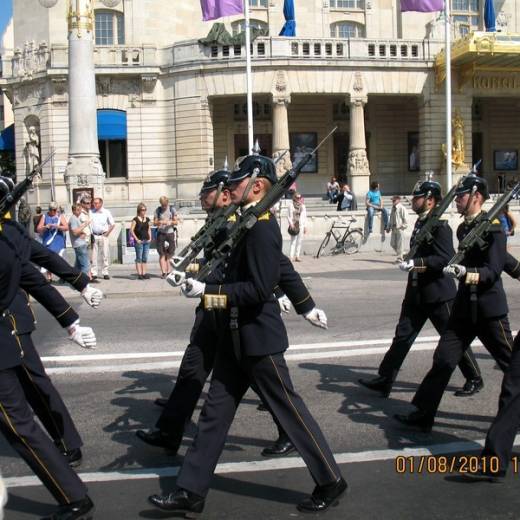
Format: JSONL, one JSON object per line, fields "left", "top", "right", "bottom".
{"left": 90, "top": 197, "right": 115, "bottom": 280}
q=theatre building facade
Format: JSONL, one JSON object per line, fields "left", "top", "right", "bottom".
{"left": 2, "top": 0, "right": 520, "bottom": 209}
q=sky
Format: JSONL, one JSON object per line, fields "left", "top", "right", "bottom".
{"left": 0, "top": 0, "right": 13, "bottom": 40}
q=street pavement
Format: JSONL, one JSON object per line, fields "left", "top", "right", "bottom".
{"left": 3, "top": 247, "right": 520, "bottom": 519}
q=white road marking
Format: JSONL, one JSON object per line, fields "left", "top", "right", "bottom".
{"left": 5, "top": 435, "right": 519, "bottom": 489}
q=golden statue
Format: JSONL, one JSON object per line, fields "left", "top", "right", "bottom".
{"left": 441, "top": 109, "right": 465, "bottom": 167}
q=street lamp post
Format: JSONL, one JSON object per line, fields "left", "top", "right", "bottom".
{"left": 38, "top": 0, "right": 118, "bottom": 201}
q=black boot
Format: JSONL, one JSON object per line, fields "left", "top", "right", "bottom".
{"left": 261, "top": 434, "right": 296, "bottom": 457}
{"left": 454, "top": 378, "right": 484, "bottom": 397}
{"left": 55, "top": 442, "right": 82, "bottom": 468}
{"left": 358, "top": 375, "right": 393, "bottom": 397}
{"left": 297, "top": 477, "right": 348, "bottom": 513}
{"left": 148, "top": 489, "right": 205, "bottom": 518}
{"left": 41, "top": 496, "right": 94, "bottom": 520}
{"left": 394, "top": 410, "right": 434, "bottom": 433}
{"left": 135, "top": 429, "right": 182, "bottom": 453}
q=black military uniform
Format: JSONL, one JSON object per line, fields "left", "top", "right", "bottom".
{"left": 3, "top": 220, "right": 91, "bottom": 462}
{"left": 0, "top": 222, "right": 92, "bottom": 517}
{"left": 359, "top": 180, "right": 482, "bottom": 398}
{"left": 396, "top": 176, "right": 514, "bottom": 432}
{"left": 149, "top": 155, "right": 346, "bottom": 516}
{"left": 138, "top": 169, "right": 317, "bottom": 457}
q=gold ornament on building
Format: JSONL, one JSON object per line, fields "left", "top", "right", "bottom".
{"left": 67, "top": 0, "right": 94, "bottom": 36}
{"left": 441, "top": 109, "right": 465, "bottom": 167}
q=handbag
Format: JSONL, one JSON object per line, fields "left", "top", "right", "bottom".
{"left": 288, "top": 223, "right": 300, "bottom": 236}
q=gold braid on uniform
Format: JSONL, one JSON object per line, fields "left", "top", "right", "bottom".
{"left": 204, "top": 285, "right": 227, "bottom": 310}
{"left": 465, "top": 269, "right": 480, "bottom": 285}
{"left": 413, "top": 258, "right": 427, "bottom": 273}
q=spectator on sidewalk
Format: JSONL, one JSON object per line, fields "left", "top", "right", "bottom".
{"left": 336, "top": 184, "right": 358, "bottom": 211}
{"left": 365, "top": 181, "right": 389, "bottom": 234}
{"left": 90, "top": 197, "right": 115, "bottom": 280}
{"left": 32, "top": 205, "right": 42, "bottom": 241}
{"left": 130, "top": 203, "right": 152, "bottom": 280}
{"left": 287, "top": 192, "right": 307, "bottom": 262}
{"left": 499, "top": 204, "right": 516, "bottom": 239}
{"left": 389, "top": 195, "right": 408, "bottom": 262}
{"left": 36, "top": 201, "right": 68, "bottom": 282}
{"left": 69, "top": 203, "right": 91, "bottom": 275}
{"left": 154, "top": 196, "right": 178, "bottom": 278}
{"left": 326, "top": 177, "right": 340, "bottom": 203}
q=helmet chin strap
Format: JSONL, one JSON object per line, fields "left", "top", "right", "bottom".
{"left": 462, "top": 186, "right": 478, "bottom": 217}
{"left": 239, "top": 168, "right": 259, "bottom": 205}
{"left": 417, "top": 190, "right": 432, "bottom": 214}
{"left": 210, "top": 182, "right": 224, "bottom": 212}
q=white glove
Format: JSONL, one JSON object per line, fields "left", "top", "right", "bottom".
{"left": 399, "top": 260, "right": 415, "bottom": 272}
{"left": 278, "top": 295, "right": 292, "bottom": 314}
{"left": 443, "top": 264, "right": 467, "bottom": 279}
{"left": 67, "top": 319, "right": 97, "bottom": 349}
{"left": 181, "top": 279, "right": 206, "bottom": 298}
{"left": 166, "top": 270, "right": 186, "bottom": 287}
{"left": 304, "top": 307, "right": 328, "bottom": 329}
{"left": 81, "top": 284, "right": 103, "bottom": 308}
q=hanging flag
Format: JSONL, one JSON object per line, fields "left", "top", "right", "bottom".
{"left": 279, "top": 0, "right": 296, "bottom": 36}
{"left": 484, "top": 0, "right": 496, "bottom": 31}
{"left": 200, "top": 0, "right": 244, "bottom": 21}
{"left": 400, "top": 0, "right": 443, "bottom": 12}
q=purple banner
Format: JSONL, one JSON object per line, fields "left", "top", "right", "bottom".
{"left": 400, "top": 0, "right": 444, "bottom": 12}
{"left": 200, "top": 0, "right": 244, "bottom": 21}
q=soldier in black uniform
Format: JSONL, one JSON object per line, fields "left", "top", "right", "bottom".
{"left": 395, "top": 175, "right": 514, "bottom": 432}
{"left": 359, "top": 180, "right": 483, "bottom": 398}
{"left": 0, "top": 214, "right": 94, "bottom": 519}
{"left": 137, "top": 167, "right": 328, "bottom": 458}
{"left": 148, "top": 156, "right": 346, "bottom": 516}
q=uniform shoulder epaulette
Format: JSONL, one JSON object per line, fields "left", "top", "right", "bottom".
{"left": 258, "top": 211, "right": 271, "bottom": 221}
{"left": 227, "top": 214, "right": 237, "bottom": 223}
{"left": 489, "top": 218, "right": 503, "bottom": 231}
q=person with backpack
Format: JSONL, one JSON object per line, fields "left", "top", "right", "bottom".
{"left": 154, "top": 196, "right": 178, "bottom": 278}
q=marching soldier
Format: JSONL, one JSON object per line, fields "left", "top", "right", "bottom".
{"left": 137, "top": 166, "right": 328, "bottom": 459}
{"left": 359, "top": 180, "right": 483, "bottom": 398}
{"left": 395, "top": 175, "right": 514, "bottom": 432}
{"left": 148, "top": 155, "right": 346, "bottom": 516}
{"left": 0, "top": 207, "right": 94, "bottom": 519}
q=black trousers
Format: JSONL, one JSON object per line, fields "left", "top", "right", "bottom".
{"left": 379, "top": 299, "right": 481, "bottom": 382}
{"left": 20, "top": 334, "right": 82, "bottom": 451}
{"left": 156, "top": 309, "right": 287, "bottom": 440}
{"left": 176, "top": 346, "right": 342, "bottom": 497}
{"left": 413, "top": 313, "right": 513, "bottom": 417}
{"left": 0, "top": 365, "right": 87, "bottom": 504}
{"left": 482, "top": 333, "right": 520, "bottom": 472}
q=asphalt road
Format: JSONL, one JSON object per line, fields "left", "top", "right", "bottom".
{"left": 3, "top": 250, "right": 520, "bottom": 519}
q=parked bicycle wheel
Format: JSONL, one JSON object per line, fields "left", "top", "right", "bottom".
{"left": 316, "top": 233, "right": 332, "bottom": 258}
{"left": 342, "top": 229, "right": 363, "bottom": 255}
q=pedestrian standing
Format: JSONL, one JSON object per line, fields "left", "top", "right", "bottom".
{"left": 389, "top": 195, "right": 408, "bottom": 262}
{"left": 287, "top": 192, "right": 306, "bottom": 262}
{"left": 90, "top": 197, "right": 115, "bottom": 280}
{"left": 32, "top": 206, "right": 42, "bottom": 241}
{"left": 130, "top": 203, "right": 152, "bottom": 280}
{"left": 36, "top": 201, "right": 68, "bottom": 282}
{"left": 154, "top": 196, "right": 178, "bottom": 278}
{"left": 365, "top": 181, "right": 389, "bottom": 234}
{"left": 336, "top": 184, "right": 357, "bottom": 211}
{"left": 326, "top": 177, "right": 340, "bottom": 203}
{"left": 68, "top": 204, "right": 91, "bottom": 275}
{"left": 395, "top": 175, "right": 514, "bottom": 432}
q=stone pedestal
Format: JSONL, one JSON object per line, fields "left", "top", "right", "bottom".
{"left": 347, "top": 98, "right": 370, "bottom": 195}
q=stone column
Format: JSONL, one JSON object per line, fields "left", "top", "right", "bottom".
{"left": 64, "top": 0, "right": 104, "bottom": 199}
{"left": 272, "top": 96, "right": 292, "bottom": 176}
{"left": 347, "top": 97, "right": 370, "bottom": 195}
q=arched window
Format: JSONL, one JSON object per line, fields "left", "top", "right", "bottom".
{"left": 452, "top": 0, "right": 480, "bottom": 36}
{"left": 232, "top": 19, "right": 269, "bottom": 36}
{"left": 97, "top": 110, "right": 128, "bottom": 178}
{"left": 95, "top": 10, "right": 125, "bottom": 45}
{"left": 330, "top": 22, "right": 365, "bottom": 38}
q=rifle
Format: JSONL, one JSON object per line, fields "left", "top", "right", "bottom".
{"left": 169, "top": 151, "right": 289, "bottom": 284}
{"left": 195, "top": 127, "right": 337, "bottom": 282}
{"left": 0, "top": 151, "right": 55, "bottom": 219}
{"left": 448, "top": 182, "right": 520, "bottom": 268}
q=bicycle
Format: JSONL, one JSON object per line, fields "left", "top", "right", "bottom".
{"left": 315, "top": 216, "right": 364, "bottom": 258}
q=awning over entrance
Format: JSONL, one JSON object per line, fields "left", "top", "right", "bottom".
{"left": 435, "top": 32, "right": 520, "bottom": 89}
{"left": 97, "top": 109, "right": 127, "bottom": 141}
{"left": 0, "top": 124, "right": 15, "bottom": 151}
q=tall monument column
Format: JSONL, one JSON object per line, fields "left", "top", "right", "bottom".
{"left": 272, "top": 96, "right": 292, "bottom": 176}
{"left": 64, "top": 0, "right": 104, "bottom": 198}
{"left": 347, "top": 97, "right": 370, "bottom": 195}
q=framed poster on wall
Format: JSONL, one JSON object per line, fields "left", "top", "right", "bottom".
{"left": 290, "top": 132, "right": 318, "bottom": 173}
{"left": 494, "top": 150, "right": 518, "bottom": 171}
{"left": 408, "top": 132, "right": 420, "bottom": 172}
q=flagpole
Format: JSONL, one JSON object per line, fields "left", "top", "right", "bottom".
{"left": 244, "top": 0, "right": 254, "bottom": 153}
{"left": 445, "top": 1, "right": 452, "bottom": 190}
